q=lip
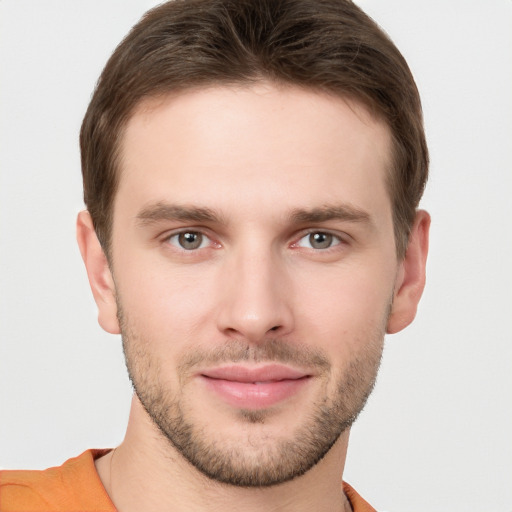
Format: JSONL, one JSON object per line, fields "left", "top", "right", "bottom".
{"left": 199, "top": 364, "right": 312, "bottom": 409}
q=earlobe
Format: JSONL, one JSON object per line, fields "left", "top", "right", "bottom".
{"left": 76, "top": 211, "right": 120, "bottom": 335}
{"left": 386, "top": 210, "right": 430, "bottom": 334}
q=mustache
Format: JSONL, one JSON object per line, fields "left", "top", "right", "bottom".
{"left": 177, "top": 338, "right": 330, "bottom": 373}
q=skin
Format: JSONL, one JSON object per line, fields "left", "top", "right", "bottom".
{"left": 77, "top": 83, "right": 429, "bottom": 512}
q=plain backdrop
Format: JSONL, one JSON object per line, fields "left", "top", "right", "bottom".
{"left": 1, "top": 1, "right": 511, "bottom": 511}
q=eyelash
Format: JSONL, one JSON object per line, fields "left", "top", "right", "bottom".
{"left": 164, "top": 230, "right": 217, "bottom": 251}
{"left": 163, "top": 229, "right": 347, "bottom": 253}
{"left": 292, "top": 230, "right": 345, "bottom": 251}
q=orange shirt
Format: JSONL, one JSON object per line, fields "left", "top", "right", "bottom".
{"left": 0, "top": 450, "right": 376, "bottom": 512}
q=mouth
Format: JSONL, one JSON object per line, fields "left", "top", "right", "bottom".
{"left": 198, "top": 364, "right": 312, "bottom": 409}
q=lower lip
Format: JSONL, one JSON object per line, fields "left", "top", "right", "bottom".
{"left": 200, "top": 376, "right": 310, "bottom": 409}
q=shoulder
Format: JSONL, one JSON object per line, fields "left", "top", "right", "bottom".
{"left": 0, "top": 450, "right": 115, "bottom": 512}
{"left": 343, "top": 481, "right": 378, "bottom": 512}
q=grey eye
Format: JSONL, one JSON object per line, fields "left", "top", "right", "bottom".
{"left": 179, "top": 232, "right": 203, "bottom": 250}
{"left": 167, "top": 231, "right": 207, "bottom": 250}
{"left": 309, "top": 232, "right": 333, "bottom": 249}
{"left": 296, "top": 232, "right": 340, "bottom": 250}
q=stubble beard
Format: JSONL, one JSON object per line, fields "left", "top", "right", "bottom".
{"left": 119, "top": 307, "right": 385, "bottom": 488}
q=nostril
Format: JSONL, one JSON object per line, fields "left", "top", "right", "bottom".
{"left": 269, "top": 326, "right": 280, "bottom": 331}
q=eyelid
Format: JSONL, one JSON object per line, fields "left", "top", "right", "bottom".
{"left": 158, "top": 226, "right": 349, "bottom": 251}
{"left": 162, "top": 228, "right": 220, "bottom": 250}
{"left": 291, "top": 229, "right": 349, "bottom": 250}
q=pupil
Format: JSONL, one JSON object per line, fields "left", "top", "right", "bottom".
{"left": 310, "top": 232, "right": 332, "bottom": 249}
{"left": 179, "top": 232, "right": 202, "bottom": 249}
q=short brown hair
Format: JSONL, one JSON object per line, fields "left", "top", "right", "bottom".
{"left": 80, "top": 0, "right": 428, "bottom": 258}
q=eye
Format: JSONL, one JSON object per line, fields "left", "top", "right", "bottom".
{"left": 167, "top": 231, "right": 210, "bottom": 250}
{"left": 296, "top": 232, "right": 341, "bottom": 250}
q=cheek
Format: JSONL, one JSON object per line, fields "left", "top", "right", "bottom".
{"left": 115, "top": 257, "right": 215, "bottom": 331}
{"left": 306, "top": 261, "right": 394, "bottom": 308}
{"left": 295, "top": 264, "right": 394, "bottom": 349}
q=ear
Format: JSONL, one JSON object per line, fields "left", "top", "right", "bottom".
{"left": 386, "top": 210, "right": 430, "bottom": 334}
{"left": 76, "top": 210, "right": 120, "bottom": 334}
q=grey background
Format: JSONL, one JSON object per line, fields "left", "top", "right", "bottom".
{"left": 1, "top": 1, "right": 511, "bottom": 511}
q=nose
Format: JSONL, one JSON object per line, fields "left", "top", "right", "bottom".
{"left": 216, "top": 246, "right": 294, "bottom": 343}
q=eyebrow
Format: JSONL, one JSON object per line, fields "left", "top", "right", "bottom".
{"left": 135, "top": 201, "right": 372, "bottom": 229}
{"left": 136, "top": 202, "right": 224, "bottom": 226}
{"left": 289, "top": 204, "right": 372, "bottom": 225}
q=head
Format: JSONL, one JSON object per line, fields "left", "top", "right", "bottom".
{"left": 77, "top": 0, "right": 429, "bottom": 488}
{"left": 80, "top": 0, "right": 428, "bottom": 261}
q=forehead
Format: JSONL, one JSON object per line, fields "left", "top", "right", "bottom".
{"left": 116, "top": 83, "right": 393, "bottom": 223}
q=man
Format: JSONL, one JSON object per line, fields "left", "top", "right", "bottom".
{"left": 0, "top": 0, "right": 429, "bottom": 510}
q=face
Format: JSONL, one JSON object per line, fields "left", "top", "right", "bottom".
{"left": 103, "top": 84, "right": 402, "bottom": 486}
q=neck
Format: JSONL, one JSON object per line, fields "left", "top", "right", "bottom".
{"left": 96, "top": 396, "right": 352, "bottom": 512}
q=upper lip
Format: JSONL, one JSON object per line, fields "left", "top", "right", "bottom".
{"left": 200, "top": 364, "right": 309, "bottom": 383}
